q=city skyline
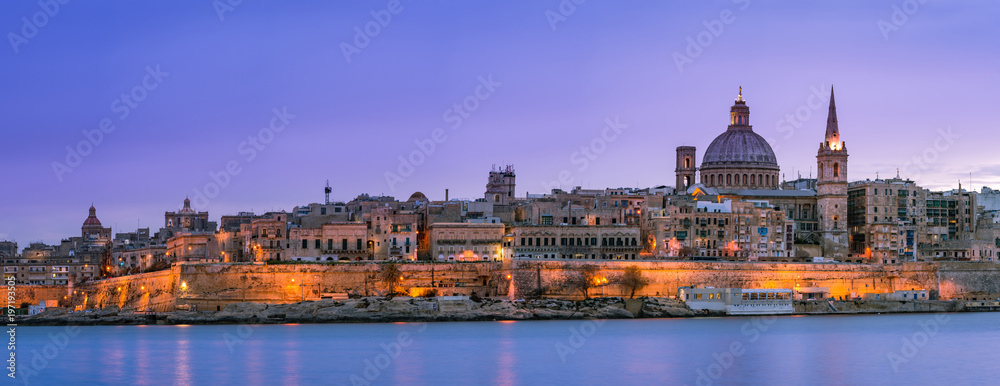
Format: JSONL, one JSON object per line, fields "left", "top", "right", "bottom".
{"left": 3, "top": 1, "right": 999, "bottom": 246}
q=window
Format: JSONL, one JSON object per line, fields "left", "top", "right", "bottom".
{"left": 321, "top": 207, "right": 327, "bottom": 215}
{"left": 833, "top": 163, "right": 840, "bottom": 178}
{"left": 343, "top": 239, "right": 348, "bottom": 250}
{"left": 302, "top": 239, "right": 308, "bottom": 249}
{"left": 328, "top": 239, "right": 333, "bottom": 250}
{"left": 315, "top": 239, "right": 321, "bottom": 249}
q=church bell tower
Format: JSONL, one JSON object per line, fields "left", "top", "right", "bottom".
{"left": 816, "top": 86, "right": 849, "bottom": 261}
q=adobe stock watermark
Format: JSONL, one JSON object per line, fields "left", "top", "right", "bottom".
{"left": 213, "top": 0, "right": 245, "bottom": 21}
{"left": 541, "top": 116, "right": 628, "bottom": 192}
{"left": 15, "top": 326, "right": 80, "bottom": 385}
{"left": 877, "top": 0, "right": 928, "bottom": 41}
{"left": 348, "top": 322, "right": 427, "bottom": 386}
{"left": 765, "top": 84, "right": 829, "bottom": 153}
{"left": 688, "top": 315, "right": 775, "bottom": 386}
{"left": 886, "top": 313, "right": 950, "bottom": 372}
{"left": 554, "top": 319, "right": 606, "bottom": 363}
{"left": 7, "top": 0, "right": 71, "bottom": 54}
{"left": 672, "top": 0, "right": 751, "bottom": 73}
{"left": 340, "top": 0, "right": 408, "bottom": 63}
{"left": 383, "top": 74, "right": 502, "bottom": 192}
{"left": 190, "top": 107, "right": 296, "bottom": 208}
{"left": 51, "top": 65, "right": 170, "bottom": 182}
{"left": 222, "top": 324, "right": 254, "bottom": 354}
{"left": 897, "top": 127, "right": 959, "bottom": 182}
{"left": 545, "top": 0, "right": 587, "bottom": 31}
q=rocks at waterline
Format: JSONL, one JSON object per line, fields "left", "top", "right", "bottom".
{"left": 19, "top": 297, "right": 699, "bottom": 325}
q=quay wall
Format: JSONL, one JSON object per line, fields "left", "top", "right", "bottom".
{"left": 62, "top": 261, "right": 1000, "bottom": 310}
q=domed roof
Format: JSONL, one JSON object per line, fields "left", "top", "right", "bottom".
{"left": 83, "top": 205, "right": 102, "bottom": 226}
{"left": 178, "top": 197, "right": 196, "bottom": 214}
{"left": 407, "top": 192, "right": 428, "bottom": 202}
{"left": 701, "top": 89, "right": 779, "bottom": 170}
{"left": 701, "top": 128, "right": 779, "bottom": 168}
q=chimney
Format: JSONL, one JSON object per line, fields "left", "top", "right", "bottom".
{"left": 445, "top": 189, "right": 449, "bottom": 201}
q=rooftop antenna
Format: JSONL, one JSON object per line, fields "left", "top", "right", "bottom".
{"left": 325, "top": 180, "right": 332, "bottom": 205}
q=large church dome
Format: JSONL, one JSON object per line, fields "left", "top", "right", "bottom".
{"left": 702, "top": 128, "right": 778, "bottom": 167}
{"left": 698, "top": 89, "right": 781, "bottom": 189}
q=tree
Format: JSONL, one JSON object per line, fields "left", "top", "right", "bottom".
{"left": 678, "top": 246, "right": 696, "bottom": 259}
{"left": 563, "top": 264, "right": 600, "bottom": 299}
{"left": 377, "top": 262, "right": 404, "bottom": 297}
{"left": 618, "top": 265, "right": 650, "bottom": 299}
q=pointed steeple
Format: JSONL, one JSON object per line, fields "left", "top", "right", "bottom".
{"left": 825, "top": 86, "right": 840, "bottom": 147}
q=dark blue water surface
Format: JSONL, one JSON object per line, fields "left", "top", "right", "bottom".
{"left": 12, "top": 312, "right": 999, "bottom": 385}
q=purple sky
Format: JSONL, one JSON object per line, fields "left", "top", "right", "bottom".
{"left": 2, "top": 1, "right": 999, "bottom": 248}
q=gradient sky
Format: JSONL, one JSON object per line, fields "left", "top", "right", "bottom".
{"left": 2, "top": 1, "right": 999, "bottom": 248}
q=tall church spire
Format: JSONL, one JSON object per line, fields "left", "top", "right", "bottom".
{"left": 825, "top": 86, "right": 841, "bottom": 149}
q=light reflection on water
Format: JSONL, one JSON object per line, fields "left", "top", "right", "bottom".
{"left": 15, "top": 313, "right": 1000, "bottom": 385}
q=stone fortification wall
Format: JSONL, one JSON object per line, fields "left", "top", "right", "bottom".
{"left": 69, "top": 261, "right": 1000, "bottom": 309}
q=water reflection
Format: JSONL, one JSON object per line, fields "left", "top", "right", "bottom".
{"left": 15, "top": 314, "right": 1000, "bottom": 385}
{"left": 495, "top": 321, "right": 516, "bottom": 386}
{"left": 175, "top": 328, "right": 191, "bottom": 386}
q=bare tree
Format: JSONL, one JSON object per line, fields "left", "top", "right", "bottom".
{"left": 377, "top": 262, "right": 404, "bottom": 297}
{"left": 617, "top": 265, "right": 650, "bottom": 299}
{"left": 563, "top": 264, "right": 600, "bottom": 299}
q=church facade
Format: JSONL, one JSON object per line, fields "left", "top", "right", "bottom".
{"left": 675, "top": 88, "right": 852, "bottom": 261}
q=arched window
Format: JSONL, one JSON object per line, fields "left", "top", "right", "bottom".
{"left": 833, "top": 163, "right": 840, "bottom": 178}
{"left": 758, "top": 174, "right": 763, "bottom": 187}
{"left": 710, "top": 174, "right": 715, "bottom": 186}
{"left": 494, "top": 194, "right": 500, "bottom": 202}
{"left": 743, "top": 174, "right": 748, "bottom": 185}
{"left": 750, "top": 174, "right": 756, "bottom": 185}
{"left": 685, "top": 157, "right": 691, "bottom": 169}
{"left": 727, "top": 174, "right": 731, "bottom": 185}
{"left": 833, "top": 215, "right": 839, "bottom": 229}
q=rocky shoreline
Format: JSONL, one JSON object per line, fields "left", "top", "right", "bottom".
{"left": 19, "top": 297, "right": 982, "bottom": 326}
{"left": 18, "top": 297, "right": 702, "bottom": 326}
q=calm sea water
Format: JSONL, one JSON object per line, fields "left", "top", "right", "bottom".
{"left": 13, "top": 312, "right": 999, "bottom": 385}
